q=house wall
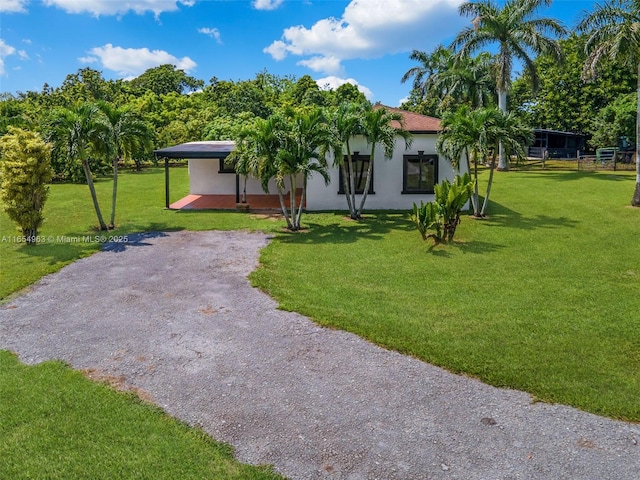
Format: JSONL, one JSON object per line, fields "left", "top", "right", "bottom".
{"left": 305, "top": 134, "right": 458, "bottom": 211}
{"left": 188, "top": 158, "right": 285, "bottom": 195}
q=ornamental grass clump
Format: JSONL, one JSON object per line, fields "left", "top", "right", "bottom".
{"left": 411, "top": 172, "right": 474, "bottom": 244}
{"left": 0, "top": 128, "right": 52, "bottom": 245}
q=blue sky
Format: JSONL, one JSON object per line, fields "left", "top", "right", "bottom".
{"left": 1, "top": 0, "right": 595, "bottom": 107}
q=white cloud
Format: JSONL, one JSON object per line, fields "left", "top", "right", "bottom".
{"left": 298, "top": 56, "right": 343, "bottom": 75}
{"left": 198, "top": 27, "right": 222, "bottom": 44}
{"left": 265, "top": 0, "right": 465, "bottom": 74}
{"left": 253, "top": 0, "right": 283, "bottom": 10}
{"left": 43, "top": 0, "right": 194, "bottom": 16}
{"left": 81, "top": 44, "right": 196, "bottom": 77}
{"left": 17, "top": 49, "right": 29, "bottom": 60}
{"left": 0, "top": 0, "right": 28, "bottom": 13}
{"left": 0, "top": 39, "right": 17, "bottom": 75}
{"left": 316, "top": 75, "right": 373, "bottom": 100}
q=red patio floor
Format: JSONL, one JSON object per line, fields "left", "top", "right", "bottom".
{"left": 169, "top": 192, "right": 305, "bottom": 210}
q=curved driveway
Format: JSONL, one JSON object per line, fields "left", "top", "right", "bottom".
{"left": 1, "top": 230, "right": 638, "bottom": 479}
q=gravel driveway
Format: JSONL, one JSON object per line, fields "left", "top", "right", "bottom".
{"left": 1, "top": 230, "right": 638, "bottom": 479}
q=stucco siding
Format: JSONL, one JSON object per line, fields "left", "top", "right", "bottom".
{"left": 306, "top": 134, "right": 457, "bottom": 211}
{"left": 188, "top": 158, "right": 300, "bottom": 196}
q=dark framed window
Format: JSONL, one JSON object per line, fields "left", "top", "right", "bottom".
{"left": 338, "top": 152, "right": 374, "bottom": 194}
{"left": 403, "top": 152, "right": 438, "bottom": 193}
{"left": 219, "top": 157, "right": 236, "bottom": 173}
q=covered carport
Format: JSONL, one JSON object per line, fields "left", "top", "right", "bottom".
{"left": 154, "top": 141, "right": 238, "bottom": 209}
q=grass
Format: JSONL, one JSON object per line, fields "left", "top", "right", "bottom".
{"left": 0, "top": 351, "right": 281, "bottom": 480}
{"left": 0, "top": 166, "right": 283, "bottom": 299}
{"left": 250, "top": 169, "right": 640, "bottom": 422}
{"left": 1, "top": 166, "right": 639, "bottom": 477}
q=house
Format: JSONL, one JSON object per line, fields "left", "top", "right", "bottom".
{"left": 154, "top": 107, "right": 457, "bottom": 211}
{"left": 529, "top": 129, "right": 586, "bottom": 159}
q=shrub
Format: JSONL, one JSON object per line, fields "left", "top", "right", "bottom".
{"left": 411, "top": 173, "right": 474, "bottom": 244}
{"left": 0, "top": 128, "right": 53, "bottom": 244}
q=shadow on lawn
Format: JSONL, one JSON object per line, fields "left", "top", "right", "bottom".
{"left": 283, "top": 212, "right": 412, "bottom": 244}
{"left": 481, "top": 201, "right": 580, "bottom": 231}
{"left": 515, "top": 170, "right": 635, "bottom": 182}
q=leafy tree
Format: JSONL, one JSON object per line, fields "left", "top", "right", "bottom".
{"left": 452, "top": 0, "right": 565, "bottom": 169}
{"left": 510, "top": 34, "right": 635, "bottom": 134}
{"left": 129, "top": 64, "right": 204, "bottom": 96}
{"left": 0, "top": 128, "right": 52, "bottom": 244}
{"left": 589, "top": 92, "right": 637, "bottom": 149}
{"left": 46, "top": 103, "right": 111, "bottom": 230}
{"left": 578, "top": 0, "right": 640, "bottom": 206}
{"left": 97, "top": 102, "right": 154, "bottom": 228}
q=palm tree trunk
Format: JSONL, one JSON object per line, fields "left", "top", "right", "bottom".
{"left": 341, "top": 164, "right": 354, "bottom": 213}
{"left": 480, "top": 153, "right": 497, "bottom": 217}
{"left": 109, "top": 156, "right": 118, "bottom": 229}
{"left": 295, "top": 175, "right": 307, "bottom": 228}
{"left": 466, "top": 147, "right": 479, "bottom": 216}
{"left": 348, "top": 151, "right": 357, "bottom": 219}
{"left": 82, "top": 160, "right": 108, "bottom": 230}
{"left": 356, "top": 146, "right": 375, "bottom": 218}
{"left": 242, "top": 176, "right": 247, "bottom": 203}
{"left": 632, "top": 62, "right": 640, "bottom": 207}
{"left": 289, "top": 174, "right": 297, "bottom": 230}
{"left": 497, "top": 89, "right": 509, "bottom": 171}
{"left": 277, "top": 188, "right": 292, "bottom": 230}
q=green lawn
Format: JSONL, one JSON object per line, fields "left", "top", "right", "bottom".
{"left": 0, "top": 351, "right": 281, "bottom": 480}
{"left": 1, "top": 166, "right": 639, "bottom": 478}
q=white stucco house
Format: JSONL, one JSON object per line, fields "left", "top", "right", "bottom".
{"left": 154, "top": 107, "right": 457, "bottom": 211}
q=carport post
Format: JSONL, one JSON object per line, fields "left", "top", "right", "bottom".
{"left": 164, "top": 156, "right": 170, "bottom": 209}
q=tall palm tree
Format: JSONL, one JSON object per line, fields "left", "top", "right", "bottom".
{"left": 357, "top": 105, "right": 412, "bottom": 218}
{"left": 578, "top": 0, "right": 640, "bottom": 206}
{"left": 97, "top": 102, "right": 153, "bottom": 228}
{"left": 452, "top": 0, "right": 565, "bottom": 170}
{"left": 46, "top": 103, "right": 110, "bottom": 230}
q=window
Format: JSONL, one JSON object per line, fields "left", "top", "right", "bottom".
{"left": 219, "top": 157, "right": 236, "bottom": 173}
{"left": 403, "top": 152, "right": 437, "bottom": 193}
{"left": 338, "top": 152, "right": 373, "bottom": 194}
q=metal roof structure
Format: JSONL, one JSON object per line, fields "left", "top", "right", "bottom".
{"left": 154, "top": 141, "right": 235, "bottom": 159}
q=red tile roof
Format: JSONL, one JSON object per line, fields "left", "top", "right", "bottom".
{"left": 376, "top": 105, "right": 441, "bottom": 133}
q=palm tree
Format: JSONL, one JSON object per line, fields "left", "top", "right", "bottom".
{"left": 437, "top": 106, "right": 531, "bottom": 217}
{"left": 276, "top": 108, "right": 331, "bottom": 229}
{"left": 438, "top": 105, "right": 484, "bottom": 216}
{"left": 452, "top": 0, "right": 565, "bottom": 170}
{"left": 402, "top": 46, "right": 496, "bottom": 113}
{"left": 357, "top": 105, "right": 412, "bottom": 218}
{"left": 329, "top": 102, "right": 365, "bottom": 219}
{"left": 97, "top": 102, "right": 153, "bottom": 228}
{"left": 578, "top": 0, "right": 640, "bottom": 206}
{"left": 46, "top": 103, "right": 110, "bottom": 230}
{"left": 479, "top": 108, "right": 532, "bottom": 216}
{"left": 232, "top": 108, "right": 331, "bottom": 231}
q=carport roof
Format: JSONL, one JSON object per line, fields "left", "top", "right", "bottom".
{"left": 154, "top": 140, "right": 235, "bottom": 159}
